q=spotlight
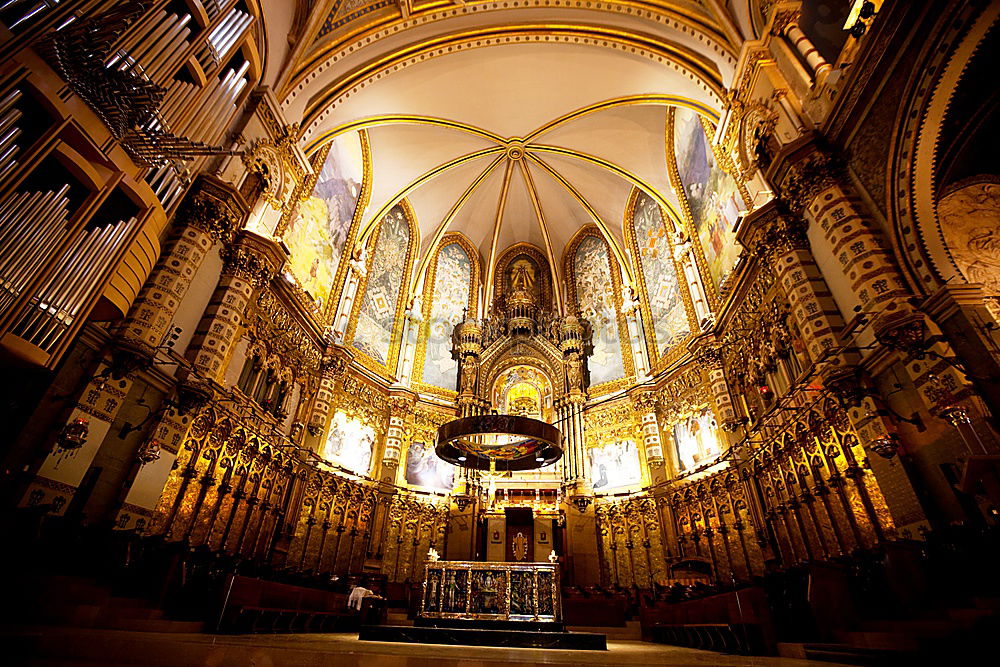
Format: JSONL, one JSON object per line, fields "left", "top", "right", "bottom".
{"left": 859, "top": 1, "right": 876, "bottom": 19}
{"left": 458, "top": 455, "right": 467, "bottom": 462}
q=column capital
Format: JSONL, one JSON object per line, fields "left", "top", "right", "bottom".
{"left": 767, "top": 140, "right": 843, "bottom": 214}
{"left": 736, "top": 199, "right": 810, "bottom": 266}
{"left": 178, "top": 175, "right": 249, "bottom": 245}
{"left": 320, "top": 344, "right": 354, "bottom": 378}
{"left": 221, "top": 230, "right": 288, "bottom": 289}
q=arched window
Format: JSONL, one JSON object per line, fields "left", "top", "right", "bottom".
{"left": 417, "top": 236, "right": 478, "bottom": 391}
{"left": 566, "top": 230, "right": 630, "bottom": 388}
{"left": 627, "top": 190, "right": 691, "bottom": 361}
{"left": 670, "top": 107, "right": 748, "bottom": 292}
{"left": 349, "top": 203, "right": 415, "bottom": 372}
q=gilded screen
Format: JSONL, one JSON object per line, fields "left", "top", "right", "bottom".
{"left": 422, "top": 243, "right": 472, "bottom": 390}
{"left": 322, "top": 411, "right": 375, "bottom": 476}
{"left": 632, "top": 191, "right": 690, "bottom": 357}
{"left": 573, "top": 235, "right": 625, "bottom": 386}
{"left": 283, "top": 132, "right": 364, "bottom": 310}
{"left": 673, "top": 108, "right": 746, "bottom": 291}
{"left": 673, "top": 406, "right": 721, "bottom": 473}
{"left": 352, "top": 205, "right": 410, "bottom": 366}
{"left": 589, "top": 439, "right": 641, "bottom": 491}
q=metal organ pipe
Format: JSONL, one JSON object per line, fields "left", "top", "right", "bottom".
{"left": 0, "top": 187, "right": 71, "bottom": 314}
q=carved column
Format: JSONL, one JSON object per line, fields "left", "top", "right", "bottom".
{"left": 383, "top": 389, "right": 416, "bottom": 474}
{"left": 120, "top": 176, "right": 246, "bottom": 354}
{"left": 305, "top": 346, "right": 352, "bottom": 452}
{"left": 186, "top": 230, "right": 286, "bottom": 382}
{"left": 630, "top": 389, "right": 666, "bottom": 484}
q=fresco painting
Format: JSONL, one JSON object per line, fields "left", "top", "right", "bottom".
{"left": 673, "top": 108, "right": 746, "bottom": 290}
{"left": 573, "top": 235, "right": 626, "bottom": 386}
{"left": 352, "top": 205, "right": 410, "bottom": 366}
{"left": 632, "top": 191, "right": 690, "bottom": 357}
{"left": 283, "top": 132, "right": 364, "bottom": 310}
{"left": 404, "top": 441, "right": 455, "bottom": 491}
{"left": 589, "top": 439, "right": 642, "bottom": 491}
{"left": 673, "top": 406, "right": 722, "bottom": 473}
{"left": 422, "top": 243, "right": 472, "bottom": 390}
{"left": 322, "top": 411, "right": 375, "bottom": 476}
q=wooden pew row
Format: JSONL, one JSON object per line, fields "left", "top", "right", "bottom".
{"left": 639, "top": 588, "right": 775, "bottom": 654}
{"left": 217, "top": 575, "right": 369, "bottom": 633}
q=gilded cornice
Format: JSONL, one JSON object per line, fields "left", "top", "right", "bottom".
{"left": 296, "top": 25, "right": 726, "bottom": 136}
{"left": 287, "top": 1, "right": 735, "bottom": 102}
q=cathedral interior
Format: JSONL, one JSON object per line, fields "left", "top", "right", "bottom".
{"left": 1, "top": 1, "right": 999, "bottom": 665}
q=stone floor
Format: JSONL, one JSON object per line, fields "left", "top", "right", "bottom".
{"left": 6, "top": 627, "right": 851, "bottom": 666}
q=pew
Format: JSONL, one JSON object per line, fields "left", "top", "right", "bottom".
{"left": 639, "top": 587, "right": 775, "bottom": 654}
{"left": 217, "top": 575, "right": 365, "bottom": 633}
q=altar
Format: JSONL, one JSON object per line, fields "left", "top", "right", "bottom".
{"left": 360, "top": 559, "right": 605, "bottom": 649}
{"left": 420, "top": 560, "right": 560, "bottom": 623}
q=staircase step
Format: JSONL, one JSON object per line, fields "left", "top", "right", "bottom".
{"left": 100, "top": 618, "right": 205, "bottom": 633}
{"left": 802, "top": 643, "right": 913, "bottom": 666}
{"left": 836, "top": 631, "right": 920, "bottom": 651}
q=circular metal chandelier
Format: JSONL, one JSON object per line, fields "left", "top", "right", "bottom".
{"left": 435, "top": 414, "right": 563, "bottom": 471}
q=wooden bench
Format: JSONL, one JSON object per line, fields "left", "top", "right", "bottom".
{"left": 218, "top": 575, "right": 359, "bottom": 633}
{"left": 649, "top": 622, "right": 765, "bottom": 654}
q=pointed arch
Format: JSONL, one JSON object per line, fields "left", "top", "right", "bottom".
{"left": 623, "top": 187, "right": 695, "bottom": 368}
{"left": 346, "top": 199, "right": 419, "bottom": 378}
{"left": 563, "top": 225, "right": 634, "bottom": 393}
{"left": 413, "top": 232, "right": 482, "bottom": 394}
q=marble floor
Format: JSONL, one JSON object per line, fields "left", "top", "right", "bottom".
{"left": 6, "top": 627, "right": 851, "bottom": 667}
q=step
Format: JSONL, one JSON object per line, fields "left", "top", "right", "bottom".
{"left": 861, "top": 619, "right": 955, "bottom": 637}
{"left": 802, "top": 643, "right": 913, "bottom": 666}
{"left": 100, "top": 618, "right": 205, "bottom": 634}
{"left": 835, "top": 631, "right": 920, "bottom": 652}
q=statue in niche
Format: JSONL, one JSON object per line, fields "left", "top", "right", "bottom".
{"left": 460, "top": 357, "right": 478, "bottom": 394}
{"left": 566, "top": 351, "right": 584, "bottom": 391}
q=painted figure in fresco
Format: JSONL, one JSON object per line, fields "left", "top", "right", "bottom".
{"left": 509, "top": 258, "right": 536, "bottom": 293}
{"left": 673, "top": 407, "right": 721, "bottom": 472}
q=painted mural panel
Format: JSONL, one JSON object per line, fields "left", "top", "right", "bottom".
{"left": 352, "top": 205, "right": 410, "bottom": 366}
{"left": 632, "top": 192, "right": 690, "bottom": 357}
{"left": 672, "top": 406, "right": 721, "bottom": 473}
{"left": 404, "top": 441, "right": 455, "bottom": 491}
{"left": 673, "top": 108, "right": 746, "bottom": 291}
{"left": 589, "top": 439, "right": 641, "bottom": 491}
{"left": 322, "top": 411, "right": 375, "bottom": 476}
{"left": 573, "top": 236, "right": 625, "bottom": 385}
{"left": 283, "top": 133, "right": 364, "bottom": 310}
{"left": 422, "top": 243, "right": 472, "bottom": 390}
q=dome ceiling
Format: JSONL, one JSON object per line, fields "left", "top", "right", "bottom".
{"left": 267, "top": 1, "right": 744, "bottom": 307}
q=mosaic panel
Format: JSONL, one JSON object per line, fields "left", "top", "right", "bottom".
{"left": 422, "top": 243, "right": 472, "bottom": 389}
{"left": 573, "top": 235, "right": 625, "bottom": 385}
{"left": 589, "top": 439, "right": 641, "bottom": 491}
{"left": 352, "top": 205, "right": 410, "bottom": 366}
{"left": 322, "top": 411, "right": 375, "bottom": 476}
{"left": 404, "top": 440, "right": 454, "bottom": 491}
{"left": 283, "top": 132, "right": 363, "bottom": 310}
{"left": 632, "top": 191, "right": 690, "bottom": 357}
{"left": 672, "top": 406, "right": 721, "bottom": 472}
{"left": 673, "top": 108, "right": 746, "bottom": 290}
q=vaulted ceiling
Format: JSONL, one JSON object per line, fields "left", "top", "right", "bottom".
{"left": 259, "top": 0, "right": 759, "bottom": 297}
